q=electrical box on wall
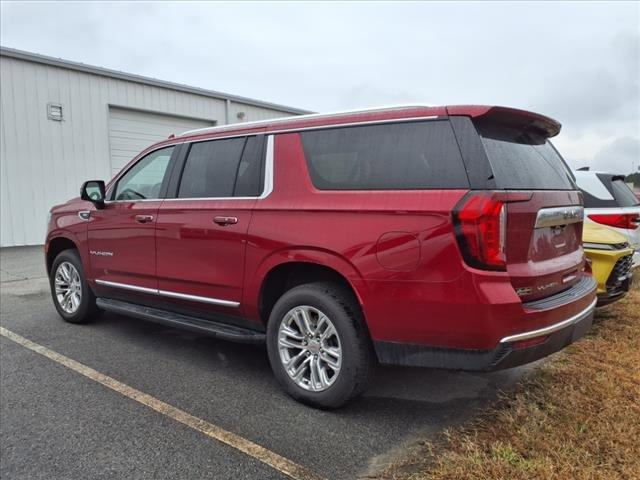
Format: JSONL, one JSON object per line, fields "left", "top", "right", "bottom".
{"left": 47, "top": 103, "right": 63, "bottom": 121}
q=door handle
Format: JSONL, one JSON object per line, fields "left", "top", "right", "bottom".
{"left": 213, "top": 216, "right": 238, "bottom": 226}
{"left": 135, "top": 215, "right": 154, "bottom": 223}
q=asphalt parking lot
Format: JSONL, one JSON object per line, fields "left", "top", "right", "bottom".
{"left": 1, "top": 246, "right": 530, "bottom": 479}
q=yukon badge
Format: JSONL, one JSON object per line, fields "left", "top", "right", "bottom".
{"left": 537, "top": 281, "right": 558, "bottom": 292}
{"left": 90, "top": 250, "right": 114, "bottom": 257}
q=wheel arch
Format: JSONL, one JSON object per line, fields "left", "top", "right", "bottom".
{"left": 46, "top": 236, "right": 81, "bottom": 275}
{"left": 246, "top": 249, "right": 368, "bottom": 327}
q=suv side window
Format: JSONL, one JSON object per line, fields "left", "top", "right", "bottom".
{"left": 234, "top": 136, "right": 265, "bottom": 197}
{"left": 114, "top": 146, "right": 175, "bottom": 200}
{"left": 300, "top": 121, "right": 468, "bottom": 190}
{"left": 177, "top": 136, "right": 263, "bottom": 198}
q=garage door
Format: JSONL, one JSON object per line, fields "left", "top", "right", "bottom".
{"left": 108, "top": 107, "right": 215, "bottom": 175}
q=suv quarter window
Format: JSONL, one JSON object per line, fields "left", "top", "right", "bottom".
{"left": 234, "top": 136, "right": 265, "bottom": 197}
{"left": 299, "top": 120, "right": 468, "bottom": 190}
{"left": 113, "top": 146, "right": 175, "bottom": 201}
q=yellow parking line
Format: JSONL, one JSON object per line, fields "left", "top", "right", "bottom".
{"left": 0, "top": 326, "right": 326, "bottom": 480}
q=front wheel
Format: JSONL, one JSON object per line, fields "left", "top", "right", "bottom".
{"left": 266, "top": 282, "right": 375, "bottom": 408}
{"left": 50, "top": 249, "right": 100, "bottom": 324}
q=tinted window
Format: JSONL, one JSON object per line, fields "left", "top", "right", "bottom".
{"left": 114, "top": 146, "right": 174, "bottom": 200}
{"left": 234, "top": 136, "right": 264, "bottom": 196}
{"left": 178, "top": 138, "right": 246, "bottom": 198}
{"left": 300, "top": 121, "right": 468, "bottom": 190}
{"left": 477, "top": 124, "right": 575, "bottom": 190}
{"left": 603, "top": 176, "right": 639, "bottom": 207}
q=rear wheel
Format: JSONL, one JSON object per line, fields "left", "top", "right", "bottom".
{"left": 50, "top": 249, "right": 100, "bottom": 324}
{"left": 266, "top": 282, "right": 374, "bottom": 408}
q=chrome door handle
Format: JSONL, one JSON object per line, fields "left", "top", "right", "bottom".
{"left": 213, "top": 216, "right": 238, "bottom": 226}
{"left": 135, "top": 215, "right": 154, "bottom": 223}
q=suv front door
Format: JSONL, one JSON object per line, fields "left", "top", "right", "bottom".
{"left": 89, "top": 146, "right": 176, "bottom": 295}
{"left": 155, "top": 134, "right": 266, "bottom": 318}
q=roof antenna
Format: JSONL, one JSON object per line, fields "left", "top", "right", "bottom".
{"left": 576, "top": 166, "right": 590, "bottom": 171}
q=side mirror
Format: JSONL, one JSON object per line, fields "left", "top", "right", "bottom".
{"left": 80, "top": 180, "right": 106, "bottom": 209}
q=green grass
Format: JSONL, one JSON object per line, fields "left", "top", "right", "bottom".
{"left": 375, "top": 283, "right": 640, "bottom": 480}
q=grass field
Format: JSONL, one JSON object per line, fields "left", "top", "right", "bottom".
{"left": 377, "top": 283, "right": 639, "bottom": 480}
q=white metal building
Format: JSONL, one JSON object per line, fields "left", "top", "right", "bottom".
{"left": 0, "top": 47, "right": 310, "bottom": 247}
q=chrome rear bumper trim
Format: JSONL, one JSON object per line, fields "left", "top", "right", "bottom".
{"left": 500, "top": 298, "right": 596, "bottom": 344}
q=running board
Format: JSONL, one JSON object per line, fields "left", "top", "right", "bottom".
{"left": 96, "top": 298, "right": 265, "bottom": 344}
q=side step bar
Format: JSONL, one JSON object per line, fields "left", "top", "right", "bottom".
{"left": 96, "top": 298, "right": 265, "bottom": 344}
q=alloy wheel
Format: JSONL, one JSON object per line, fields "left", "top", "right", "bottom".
{"left": 54, "top": 261, "right": 82, "bottom": 314}
{"left": 277, "top": 305, "right": 342, "bottom": 392}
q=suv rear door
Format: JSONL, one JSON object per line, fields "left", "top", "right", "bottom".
{"left": 154, "top": 133, "right": 266, "bottom": 317}
{"left": 450, "top": 109, "right": 586, "bottom": 303}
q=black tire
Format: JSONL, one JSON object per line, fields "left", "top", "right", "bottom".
{"left": 266, "top": 281, "right": 375, "bottom": 408}
{"left": 49, "top": 249, "right": 100, "bottom": 324}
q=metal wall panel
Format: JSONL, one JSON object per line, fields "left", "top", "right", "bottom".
{"left": 0, "top": 56, "right": 297, "bottom": 246}
{"left": 108, "top": 107, "right": 213, "bottom": 175}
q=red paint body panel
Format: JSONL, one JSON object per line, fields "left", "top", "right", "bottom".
{"left": 46, "top": 104, "right": 595, "bottom": 362}
{"left": 88, "top": 201, "right": 162, "bottom": 290}
{"left": 45, "top": 198, "right": 91, "bottom": 269}
{"left": 242, "top": 134, "right": 470, "bottom": 344}
{"left": 155, "top": 198, "right": 256, "bottom": 312}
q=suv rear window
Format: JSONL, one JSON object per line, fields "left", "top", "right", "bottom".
{"left": 601, "top": 175, "right": 639, "bottom": 207}
{"left": 476, "top": 123, "right": 575, "bottom": 190}
{"left": 300, "top": 121, "right": 468, "bottom": 190}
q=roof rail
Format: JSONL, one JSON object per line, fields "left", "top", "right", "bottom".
{"left": 179, "top": 103, "right": 435, "bottom": 137}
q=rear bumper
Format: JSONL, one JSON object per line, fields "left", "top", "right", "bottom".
{"left": 597, "top": 273, "right": 632, "bottom": 307}
{"left": 374, "top": 297, "right": 596, "bottom": 371}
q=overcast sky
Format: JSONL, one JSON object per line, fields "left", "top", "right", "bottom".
{"left": 1, "top": 1, "right": 638, "bottom": 174}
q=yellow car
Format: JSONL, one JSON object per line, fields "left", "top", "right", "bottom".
{"left": 583, "top": 223, "right": 634, "bottom": 306}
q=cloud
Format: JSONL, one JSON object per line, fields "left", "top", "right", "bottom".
{"left": 1, "top": 1, "right": 638, "bottom": 172}
{"left": 534, "top": 31, "right": 639, "bottom": 131}
{"left": 591, "top": 137, "right": 640, "bottom": 175}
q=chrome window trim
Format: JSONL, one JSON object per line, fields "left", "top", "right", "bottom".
{"left": 106, "top": 116, "right": 442, "bottom": 204}
{"left": 534, "top": 206, "right": 584, "bottom": 228}
{"left": 94, "top": 279, "right": 240, "bottom": 307}
{"left": 104, "top": 199, "right": 164, "bottom": 204}
{"left": 161, "top": 134, "right": 274, "bottom": 202}
{"left": 500, "top": 298, "right": 596, "bottom": 344}
{"left": 259, "top": 134, "right": 275, "bottom": 199}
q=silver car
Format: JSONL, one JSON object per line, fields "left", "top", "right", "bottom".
{"left": 574, "top": 169, "right": 640, "bottom": 268}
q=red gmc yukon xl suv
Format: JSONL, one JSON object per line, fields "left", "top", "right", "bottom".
{"left": 46, "top": 105, "right": 597, "bottom": 407}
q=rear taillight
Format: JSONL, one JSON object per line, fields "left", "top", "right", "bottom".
{"left": 588, "top": 213, "right": 639, "bottom": 230}
{"left": 452, "top": 192, "right": 507, "bottom": 271}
